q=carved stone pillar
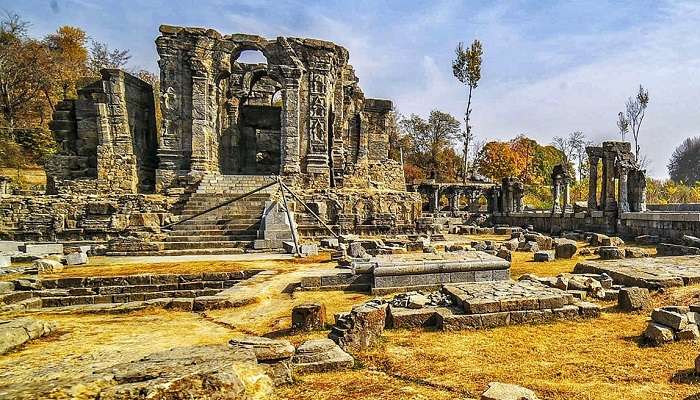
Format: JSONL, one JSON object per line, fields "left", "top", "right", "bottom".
{"left": 587, "top": 155, "right": 599, "bottom": 210}
{"left": 552, "top": 179, "right": 562, "bottom": 213}
{"left": 280, "top": 73, "right": 302, "bottom": 175}
{"left": 433, "top": 186, "right": 440, "bottom": 214}
{"left": 602, "top": 153, "right": 617, "bottom": 212}
{"left": 618, "top": 165, "right": 630, "bottom": 216}
{"left": 190, "top": 72, "right": 210, "bottom": 172}
{"left": 563, "top": 178, "right": 571, "bottom": 211}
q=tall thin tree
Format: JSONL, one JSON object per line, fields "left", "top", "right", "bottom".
{"left": 452, "top": 39, "right": 483, "bottom": 182}
{"left": 618, "top": 85, "right": 649, "bottom": 162}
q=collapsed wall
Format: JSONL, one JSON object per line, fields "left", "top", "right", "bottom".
{"left": 46, "top": 69, "right": 158, "bottom": 195}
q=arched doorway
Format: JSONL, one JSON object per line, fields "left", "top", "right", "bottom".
{"left": 219, "top": 49, "right": 283, "bottom": 175}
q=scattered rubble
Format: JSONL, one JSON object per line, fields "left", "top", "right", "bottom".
{"left": 643, "top": 306, "right": 700, "bottom": 346}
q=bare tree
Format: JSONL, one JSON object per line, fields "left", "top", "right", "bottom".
{"left": 88, "top": 40, "right": 130, "bottom": 74}
{"left": 552, "top": 135, "right": 575, "bottom": 166}
{"left": 452, "top": 39, "right": 483, "bottom": 182}
{"left": 618, "top": 85, "right": 649, "bottom": 162}
{"left": 567, "top": 131, "right": 589, "bottom": 181}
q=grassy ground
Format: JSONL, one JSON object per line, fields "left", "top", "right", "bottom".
{"left": 3, "top": 236, "right": 699, "bottom": 399}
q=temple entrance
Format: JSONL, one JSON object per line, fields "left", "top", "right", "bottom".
{"left": 218, "top": 49, "right": 283, "bottom": 175}
{"left": 236, "top": 104, "right": 281, "bottom": 175}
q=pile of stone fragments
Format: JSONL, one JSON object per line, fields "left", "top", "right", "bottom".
{"left": 518, "top": 272, "right": 619, "bottom": 301}
{"left": 643, "top": 305, "right": 700, "bottom": 346}
{"left": 0, "top": 241, "right": 92, "bottom": 275}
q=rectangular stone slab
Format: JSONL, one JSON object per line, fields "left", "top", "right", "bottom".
{"left": 574, "top": 256, "right": 700, "bottom": 288}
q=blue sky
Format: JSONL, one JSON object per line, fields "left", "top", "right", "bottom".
{"left": 4, "top": 0, "right": 700, "bottom": 177}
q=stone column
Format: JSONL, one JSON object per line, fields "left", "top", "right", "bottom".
{"left": 190, "top": 72, "right": 210, "bottom": 172}
{"left": 602, "top": 153, "right": 617, "bottom": 212}
{"left": 433, "top": 186, "right": 440, "bottom": 214}
{"left": 587, "top": 155, "right": 599, "bottom": 210}
{"left": 563, "top": 178, "right": 571, "bottom": 211}
{"left": 280, "top": 73, "right": 302, "bottom": 175}
{"left": 552, "top": 179, "right": 561, "bottom": 213}
{"left": 618, "top": 165, "right": 630, "bottom": 216}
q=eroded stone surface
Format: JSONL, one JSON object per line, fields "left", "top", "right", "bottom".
{"left": 575, "top": 256, "right": 700, "bottom": 289}
{"left": 292, "top": 339, "right": 354, "bottom": 373}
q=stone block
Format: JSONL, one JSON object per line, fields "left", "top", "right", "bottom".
{"left": 618, "top": 287, "right": 649, "bottom": 311}
{"left": 474, "top": 270, "right": 493, "bottom": 282}
{"left": 292, "top": 303, "right": 326, "bottom": 331}
{"left": 464, "top": 299, "right": 501, "bottom": 314}
{"left": 388, "top": 306, "right": 437, "bottom": 329}
{"left": 0, "top": 256, "right": 10, "bottom": 269}
{"left": 492, "top": 269, "right": 510, "bottom": 281}
{"left": 676, "top": 324, "right": 700, "bottom": 341}
{"left": 24, "top": 243, "right": 64, "bottom": 256}
{"left": 436, "top": 309, "right": 482, "bottom": 331}
{"left": 320, "top": 238, "right": 340, "bottom": 249}
{"left": 651, "top": 308, "right": 688, "bottom": 330}
{"left": 449, "top": 271, "right": 476, "bottom": 283}
{"left": 292, "top": 339, "right": 354, "bottom": 373}
{"left": 554, "top": 239, "right": 577, "bottom": 259}
{"left": 599, "top": 246, "right": 625, "bottom": 260}
{"left": 64, "top": 251, "right": 88, "bottom": 265}
{"left": 229, "top": 336, "right": 295, "bottom": 362}
{"left": 300, "top": 244, "right": 319, "bottom": 257}
{"left": 33, "top": 259, "right": 64, "bottom": 274}
{"left": 576, "top": 301, "right": 601, "bottom": 318}
{"left": 644, "top": 322, "right": 675, "bottom": 346}
{"left": 533, "top": 251, "right": 555, "bottom": 262}
{"left": 0, "top": 241, "right": 23, "bottom": 253}
{"left": 480, "top": 311, "right": 510, "bottom": 328}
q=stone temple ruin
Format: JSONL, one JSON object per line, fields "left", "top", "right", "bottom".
{"left": 4, "top": 24, "right": 700, "bottom": 400}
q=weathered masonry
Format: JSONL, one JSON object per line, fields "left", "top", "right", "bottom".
{"left": 2, "top": 26, "right": 420, "bottom": 246}
{"left": 154, "top": 25, "right": 401, "bottom": 192}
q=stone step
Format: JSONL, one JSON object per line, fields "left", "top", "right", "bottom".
{"left": 164, "top": 235, "right": 257, "bottom": 243}
{"left": 162, "top": 241, "right": 250, "bottom": 251}
{"left": 107, "top": 248, "right": 249, "bottom": 257}
{"left": 40, "top": 288, "right": 225, "bottom": 307}
{"left": 176, "top": 219, "right": 261, "bottom": 227}
{"left": 0, "top": 291, "right": 34, "bottom": 305}
{"left": 34, "top": 280, "right": 240, "bottom": 296}
{"left": 168, "top": 225, "right": 258, "bottom": 237}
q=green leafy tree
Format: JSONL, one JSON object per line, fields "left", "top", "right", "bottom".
{"left": 452, "top": 39, "right": 483, "bottom": 181}
{"left": 399, "top": 110, "right": 461, "bottom": 181}
{"left": 668, "top": 136, "right": 700, "bottom": 185}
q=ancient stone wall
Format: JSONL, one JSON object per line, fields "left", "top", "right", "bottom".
{"left": 295, "top": 189, "right": 421, "bottom": 236}
{"left": 0, "top": 194, "right": 171, "bottom": 242}
{"left": 154, "top": 25, "right": 402, "bottom": 192}
{"left": 46, "top": 70, "right": 157, "bottom": 195}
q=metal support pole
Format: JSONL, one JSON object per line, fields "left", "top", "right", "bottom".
{"left": 162, "top": 179, "right": 277, "bottom": 230}
{"left": 278, "top": 177, "right": 301, "bottom": 257}
{"left": 278, "top": 179, "right": 340, "bottom": 238}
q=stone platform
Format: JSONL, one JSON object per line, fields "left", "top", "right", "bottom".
{"left": 387, "top": 280, "right": 599, "bottom": 331}
{"left": 358, "top": 251, "right": 510, "bottom": 295}
{"left": 574, "top": 255, "right": 700, "bottom": 289}
{"left": 0, "top": 270, "right": 263, "bottom": 313}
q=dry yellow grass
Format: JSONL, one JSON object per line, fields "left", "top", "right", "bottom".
{"left": 4, "top": 236, "right": 700, "bottom": 399}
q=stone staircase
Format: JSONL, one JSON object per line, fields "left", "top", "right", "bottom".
{"left": 160, "top": 175, "right": 278, "bottom": 255}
